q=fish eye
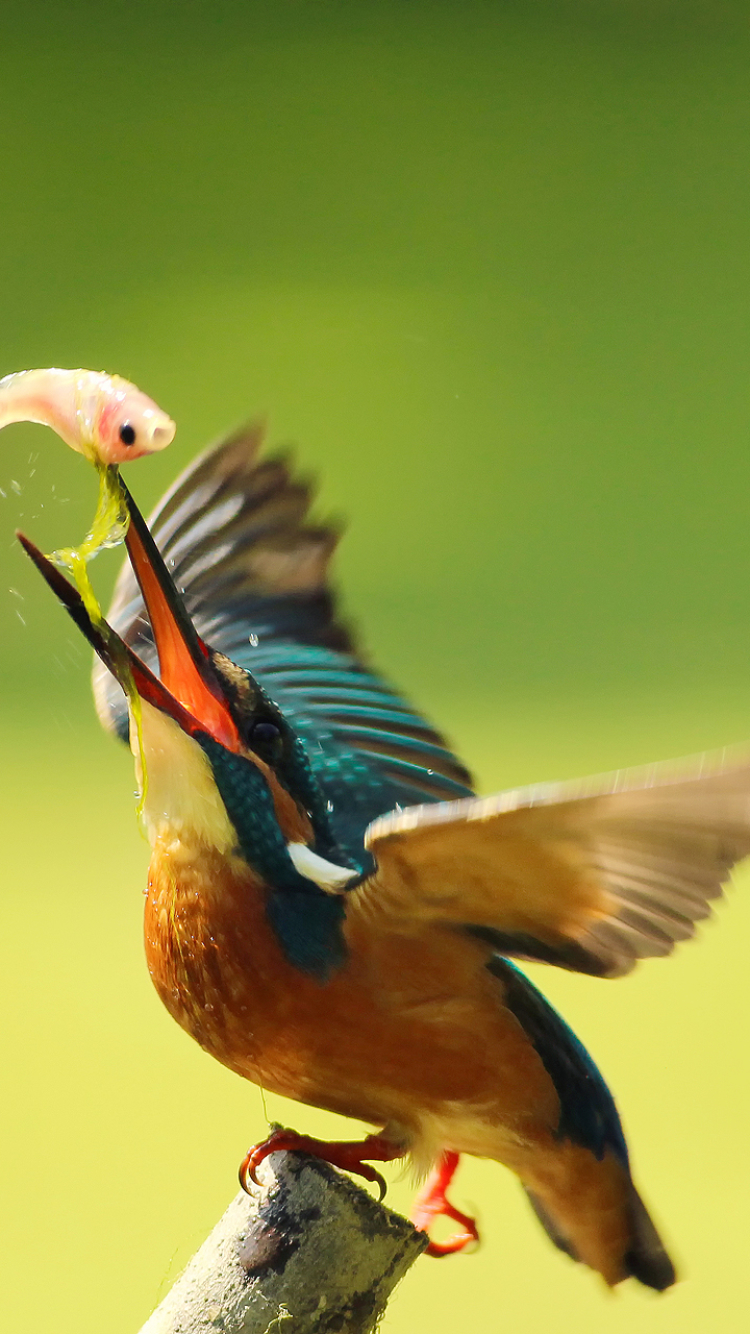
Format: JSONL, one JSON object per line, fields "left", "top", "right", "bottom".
{"left": 119, "top": 422, "right": 137, "bottom": 446}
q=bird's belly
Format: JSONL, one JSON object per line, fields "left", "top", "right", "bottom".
{"left": 143, "top": 843, "right": 558, "bottom": 1141}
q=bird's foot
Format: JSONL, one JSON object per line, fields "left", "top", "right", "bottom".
{"left": 239, "top": 1128, "right": 400, "bottom": 1201}
{"left": 411, "top": 1151, "right": 479, "bottom": 1257}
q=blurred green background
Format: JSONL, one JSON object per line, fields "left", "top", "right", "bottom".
{"left": 2, "top": 1, "right": 750, "bottom": 1330}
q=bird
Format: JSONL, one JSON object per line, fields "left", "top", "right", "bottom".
{"left": 18, "top": 421, "right": 750, "bottom": 1291}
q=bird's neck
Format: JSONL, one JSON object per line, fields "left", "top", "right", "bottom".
{"left": 133, "top": 699, "right": 349, "bottom": 984}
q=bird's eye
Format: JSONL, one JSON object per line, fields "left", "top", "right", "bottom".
{"left": 119, "top": 422, "right": 137, "bottom": 446}
{"left": 250, "top": 720, "right": 281, "bottom": 749}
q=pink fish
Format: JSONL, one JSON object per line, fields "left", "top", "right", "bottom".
{"left": 0, "top": 367, "right": 175, "bottom": 464}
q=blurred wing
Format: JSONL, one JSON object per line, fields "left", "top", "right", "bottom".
{"left": 360, "top": 751, "right": 750, "bottom": 977}
{"left": 94, "top": 424, "right": 473, "bottom": 859}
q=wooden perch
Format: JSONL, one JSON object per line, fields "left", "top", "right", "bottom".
{"left": 138, "top": 1135, "right": 427, "bottom": 1334}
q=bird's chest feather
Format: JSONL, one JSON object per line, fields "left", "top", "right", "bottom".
{"left": 144, "top": 838, "right": 319, "bottom": 1093}
{"left": 143, "top": 837, "right": 558, "bottom": 1134}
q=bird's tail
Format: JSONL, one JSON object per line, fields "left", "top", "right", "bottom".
{"left": 621, "top": 1183, "right": 676, "bottom": 1291}
{"left": 522, "top": 1150, "right": 676, "bottom": 1290}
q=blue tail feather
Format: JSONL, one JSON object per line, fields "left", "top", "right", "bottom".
{"left": 492, "top": 958, "right": 675, "bottom": 1290}
{"left": 490, "top": 957, "right": 628, "bottom": 1164}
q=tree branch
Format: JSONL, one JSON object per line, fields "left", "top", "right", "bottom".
{"left": 138, "top": 1135, "right": 427, "bottom": 1334}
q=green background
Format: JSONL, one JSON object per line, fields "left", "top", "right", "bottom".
{"left": 2, "top": 2, "right": 750, "bottom": 1330}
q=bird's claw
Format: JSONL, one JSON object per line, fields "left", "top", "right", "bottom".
{"left": 239, "top": 1128, "right": 396, "bottom": 1200}
{"left": 410, "top": 1151, "right": 480, "bottom": 1257}
{"left": 239, "top": 1127, "right": 295, "bottom": 1190}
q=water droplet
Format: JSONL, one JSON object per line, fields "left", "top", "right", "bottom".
{"left": 10, "top": 479, "right": 21, "bottom": 495}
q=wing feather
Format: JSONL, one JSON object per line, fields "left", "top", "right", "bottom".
{"left": 360, "top": 750, "right": 750, "bottom": 977}
{"left": 93, "top": 424, "right": 473, "bottom": 860}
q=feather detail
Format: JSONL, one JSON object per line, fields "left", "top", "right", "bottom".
{"left": 93, "top": 425, "right": 473, "bottom": 860}
{"left": 361, "top": 747, "right": 750, "bottom": 977}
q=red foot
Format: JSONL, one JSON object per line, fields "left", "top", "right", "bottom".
{"left": 410, "top": 1151, "right": 479, "bottom": 1257}
{"left": 239, "top": 1129, "right": 400, "bottom": 1201}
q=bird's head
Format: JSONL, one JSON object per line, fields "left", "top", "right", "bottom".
{"left": 18, "top": 481, "right": 360, "bottom": 977}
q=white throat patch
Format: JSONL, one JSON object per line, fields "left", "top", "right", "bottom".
{"left": 131, "top": 699, "right": 237, "bottom": 853}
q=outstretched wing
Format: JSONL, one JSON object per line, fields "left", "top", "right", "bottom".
{"left": 357, "top": 750, "right": 750, "bottom": 977}
{"left": 93, "top": 424, "right": 473, "bottom": 860}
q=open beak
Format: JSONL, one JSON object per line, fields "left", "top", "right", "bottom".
{"left": 17, "top": 482, "right": 242, "bottom": 752}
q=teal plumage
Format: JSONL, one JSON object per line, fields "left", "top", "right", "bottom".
{"left": 93, "top": 425, "right": 474, "bottom": 868}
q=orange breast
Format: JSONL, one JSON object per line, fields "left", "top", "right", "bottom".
{"left": 143, "top": 839, "right": 559, "bottom": 1139}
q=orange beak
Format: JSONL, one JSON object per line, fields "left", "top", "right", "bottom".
{"left": 17, "top": 482, "right": 243, "bottom": 753}
{"left": 120, "top": 479, "right": 242, "bottom": 751}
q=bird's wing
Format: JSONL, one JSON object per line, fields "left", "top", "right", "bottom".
{"left": 358, "top": 749, "right": 750, "bottom": 977}
{"left": 93, "top": 425, "right": 473, "bottom": 860}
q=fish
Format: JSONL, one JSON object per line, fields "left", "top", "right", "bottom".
{"left": 0, "top": 367, "right": 175, "bottom": 464}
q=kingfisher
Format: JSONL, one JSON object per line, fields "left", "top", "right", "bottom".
{"left": 18, "top": 423, "right": 750, "bottom": 1290}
